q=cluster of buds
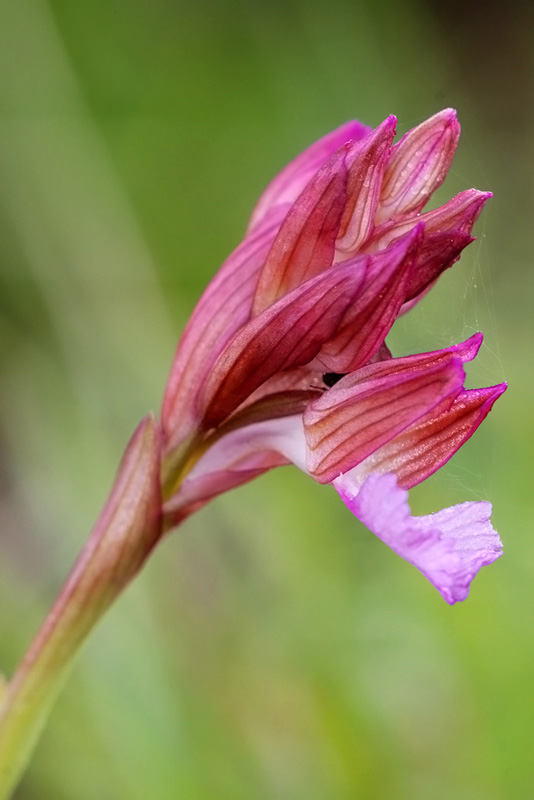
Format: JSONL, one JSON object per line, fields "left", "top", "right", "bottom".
{"left": 149, "top": 108, "right": 505, "bottom": 604}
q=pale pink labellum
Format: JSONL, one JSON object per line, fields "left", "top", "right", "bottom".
{"left": 334, "top": 472, "right": 502, "bottom": 603}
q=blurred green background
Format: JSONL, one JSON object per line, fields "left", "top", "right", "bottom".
{"left": 0, "top": 0, "right": 532, "bottom": 797}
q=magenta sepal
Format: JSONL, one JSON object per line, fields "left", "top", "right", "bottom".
{"left": 253, "top": 148, "right": 349, "bottom": 313}
{"left": 316, "top": 226, "right": 421, "bottom": 372}
{"left": 335, "top": 115, "right": 396, "bottom": 257}
{"left": 162, "top": 205, "right": 288, "bottom": 449}
{"left": 199, "top": 261, "right": 369, "bottom": 428}
{"left": 247, "top": 119, "right": 371, "bottom": 234}
{"left": 367, "top": 189, "right": 492, "bottom": 309}
{"left": 370, "top": 189, "right": 492, "bottom": 253}
{"left": 253, "top": 117, "right": 398, "bottom": 313}
{"left": 351, "top": 382, "right": 507, "bottom": 489}
{"left": 377, "top": 108, "right": 461, "bottom": 222}
{"left": 304, "top": 354, "right": 466, "bottom": 483}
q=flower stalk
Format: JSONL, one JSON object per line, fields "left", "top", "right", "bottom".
{"left": 0, "top": 416, "right": 162, "bottom": 799}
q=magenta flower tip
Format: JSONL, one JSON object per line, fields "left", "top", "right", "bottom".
{"left": 425, "top": 107, "right": 460, "bottom": 134}
{"left": 437, "top": 106, "right": 458, "bottom": 120}
{"left": 487, "top": 381, "right": 508, "bottom": 402}
{"left": 456, "top": 331, "right": 484, "bottom": 361}
{"left": 378, "top": 114, "right": 397, "bottom": 134}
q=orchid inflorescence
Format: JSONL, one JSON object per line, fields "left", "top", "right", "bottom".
{"left": 0, "top": 108, "right": 506, "bottom": 797}
{"left": 158, "top": 108, "right": 505, "bottom": 604}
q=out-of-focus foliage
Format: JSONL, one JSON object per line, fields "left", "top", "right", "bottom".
{"left": 0, "top": 0, "right": 532, "bottom": 798}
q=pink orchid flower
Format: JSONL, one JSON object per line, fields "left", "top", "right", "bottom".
{"left": 160, "top": 109, "right": 505, "bottom": 604}
{"left": 0, "top": 110, "right": 508, "bottom": 795}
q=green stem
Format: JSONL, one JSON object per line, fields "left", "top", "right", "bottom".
{"left": 0, "top": 571, "right": 110, "bottom": 798}
{"left": 0, "top": 416, "right": 162, "bottom": 798}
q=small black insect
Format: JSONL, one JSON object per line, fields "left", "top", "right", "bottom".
{"left": 322, "top": 372, "right": 347, "bottom": 388}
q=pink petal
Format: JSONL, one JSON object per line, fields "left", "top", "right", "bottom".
{"left": 345, "top": 332, "right": 484, "bottom": 381}
{"left": 304, "top": 355, "right": 465, "bottom": 483}
{"left": 334, "top": 115, "right": 397, "bottom": 257}
{"left": 199, "top": 261, "right": 368, "bottom": 428}
{"left": 367, "top": 341, "right": 393, "bottom": 364}
{"left": 239, "top": 366, "right": 325, "bottom": 406}
{"left": 162, "top": 205, "right": 288, "bottom": 448}
{"left": 253, "top": 149, "right": 349, "bottom": 313}
{"left": 367, "top": 189, "right": 491, "bottom": 309}
{"left": 402, "top": 229, "right": 474, "bottom": 303}
{"left": 248, "top": 120, "right": 371, "bottom": 233}
{"left": 317, "top": 226, "right": 421, "bottom": 372}
{"left": 334, "top": 472, "right": 502, "bottom": 603}
{"left": 351, "top": 382, "right": 507, "bottom": 489}
{"left": 164, "top": 416, "right": 305, "bottom": 523}
{"left": 370, "top": 189, "right": 492, "bottom": 252}
{"left": 165, "top": 452, "right": 287, "bottom": 526}
{"left": 253, "top": 117, "right": 398, "bottom": 316}
{"left": 377, "top": 109, "right": 460, "bottom": 223}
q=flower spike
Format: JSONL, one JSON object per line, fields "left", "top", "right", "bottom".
{"left": 161, "top": 109, "right": 504, "bottom": 605}
{"left": 0, "top": 107, "right": 507, "bottom": 800}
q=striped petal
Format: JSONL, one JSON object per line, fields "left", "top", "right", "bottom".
{"left": 253, "top": 148, "right": 349, "bottom": 313}
{"left": 317, "top": 226, "right": 420, "bottom": 372}
{"left": 162, "top": 205, "right": 288, "bottom": 447}
{"left": 377, "top": 108, "right": 460, "bottom": 223}
{"left": 200, "top": 261, "right": 368, "bottom": 428}
{"left": 334, "top": 115, "right": 396, "bottom": 257}
{"left": 304, "top": 355, "right": 466, "bottom": 483}
{"left": 248, "top": 120, "right": 371, "bottom": 233}
{"left": 346, "top": 382, "right": 507, "bottom": 489}
{"left": 368, "top": 189, "right": 491, "bottom": 309}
